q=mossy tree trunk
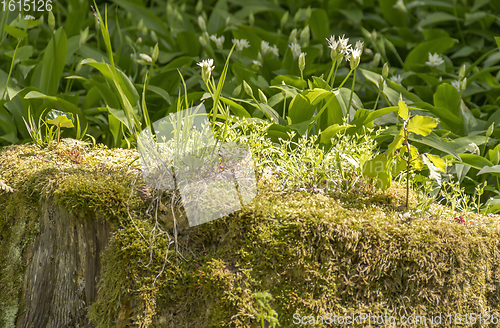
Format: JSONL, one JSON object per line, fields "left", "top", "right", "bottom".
{"left": 18, "top": 199, "right": 111, "bottom": 328}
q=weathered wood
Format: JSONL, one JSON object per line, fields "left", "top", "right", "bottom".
{"left": 18, "top": 199, "right": 111, "bottom": 328}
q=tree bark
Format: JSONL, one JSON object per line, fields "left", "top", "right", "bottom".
{"left": 18, "top": 199, "right": 111, "bottom": 328}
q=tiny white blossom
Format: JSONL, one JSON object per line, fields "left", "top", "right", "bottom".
{"left": 261, "top": 41, "right": 271, "bottom": 55}
{"left": 348, "top": 48, "right": 362, "bottom": 70}
{"left": 337, "top": 35, "right": 351, "bottom": 56}
{"left": 270, "top": 45, "right": 279, "bottom": 57}
{"left": 232, "top": 39, "right": 250, "bottom": 52}
{"left": 25, "top": 15, "right": 35, "bottom": 20}
{"left": 197, "top": 59, "right": 215, "bottom": 82}
{"left": 465, "top": 142, "right": 480, "bottom": 155}
{"left": 390, "top": 75, "right": 403, "bottom": 85}
{"left": 355, "top": 41, "right": 364, "bottom": 52}
{"left": 252, "top": 60, "right": 262, "bottom": 68}
{"left": 451, "top": 80, "right": 460, "bottom": 92}
{"left": 393, "top": 0, "right": 407, "bottom": 12}
{"left": 210, "top": 34, "right": 225, "bottom": 51}
{"left": 289, "top": 42, "right": 301, "bottom": 60}
{"left": 425, "top": 52, "right": 444, "bottom": 67}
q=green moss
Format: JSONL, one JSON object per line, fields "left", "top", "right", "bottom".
{"left": 2, "top": 140, "right": 500, "bottom": 327}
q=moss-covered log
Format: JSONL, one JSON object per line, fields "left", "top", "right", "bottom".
{"left": 2, "top": 141, "right": 500, "bottom": 328}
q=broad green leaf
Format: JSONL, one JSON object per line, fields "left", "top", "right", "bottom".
{"left": 404, "top": 37, "right": 456, "bottom": 69}
{"left": 434, "top": 83, "right": 461, "bottom": 119}
{"left": 425, "top": 153, "right": 446, "bottom": 172}
{"left": 362, "top": 153, "right": 387, "bottom": 177}
{"left": 309, "top": 9, "right": 329, "bottom": 41}
{"left": 220, "top": 97, "right": 250, "bottom": 118}
{"left": 47, "top": 115, "right": 74, "bottom": 128}
{"left": 409, "top": 133, "right": 461, "bottom": 160}
{"left": 111, "top": 0, "right": 169, "bottom": 34}
{"left": 4, "top": 25, "right": 27, "bottom": 39}
{"left": 39, "top": 27, "right": 68, "bottom": 95}
{"left": 288, "top": 93, "right": 313, "bottom": 124}
{"left": 387, "top": 131, "right": 404, "bottom": 156}
{"left": 379, "top": 0, "right": 407, "bottom": 27}
{"left": 24, "top": 91, "right": 87, "bottom": 127}
{"left": 407, "top": 115, "right": 439, "bottom": 136}
{"left": 457, "top": 153, "right": 493, "bottom": 170}
{"left": 319, "top": 124, "right": 351, "bottom": 145}
{"left": 107, "top": 106, "right": 132, "bottom": 131}
{"left": 398, "top": 100, "right": 409, "bottom": 120}
{"left": 418, "top": 12, "right": 457, "bottom": 28}
{"left": 477, "top": 165, "right": 500, "bottom": 177}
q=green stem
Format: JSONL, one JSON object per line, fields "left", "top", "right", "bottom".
{"left": 338, "top": 69, "right": 353, "bottom": 89}
{"left": 347, "top": 69, "right": 357, "bottom": 118}
{"left": 373, "top": 91, "right": 381, "bottom": 110}
{"left": 2, "top": 38, "right": 21, "bottom": 100}
{"left": 326, "top": 58, "right": 337, "bottom": 86}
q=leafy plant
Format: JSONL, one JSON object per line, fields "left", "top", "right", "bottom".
{"left": 363, "top": 97, "right": 446, "bottom": 209}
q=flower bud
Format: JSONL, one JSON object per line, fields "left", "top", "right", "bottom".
{"left": 382, "top": 62, "right": 389, "bottom": 80}
{"left": 151, "top": 30, "right": 158, "bottom": 43}
{"left": 136, "top": 37, "right": 142, "bottom": 44}
{"left": 126, "top": 35, "right": 133, "bottom": 45}
{"left": 152, "top": 43, "right": 159, "bottom": 63}
{"left": 39, "top": 14, "right": 44, "bottom": 25}
{"left": 280, "top": 11, "right": 289, "bottom": 29}
{"left": 459, "top": 65, "right": 466, "bottom": 81}
{"left": 137, "top": 19, "right": 144, "bottom": 31}
{"left": 195, "top": 0, "right": 203, "bottom": 14}
{"left": 294, "top": 11, "right": 301, "bottom": 24}
{"left": 126, "top": 12, "right": 133, "bottom": 21}
{"left": 141, "top": 26, "right": 148, "bottom": 37}
{"left": 300, "top": 25, "right": 310, "bottom": 47}
{"left": 243, "top": 80, "right": 253, "bottom": 97}
{"left": 140, "top": 53, "right": 152, "bottom": 63}
{"left": 371, "top": 53, "right": 381, "bottom": 68}
{"left": 305, "top": 7, "right": 312, "bottom": 20}
{"left": 258, "top": 89, "right": 267, "bottom": 103}
{"left": 289, "top": 28, "right": 298, "bottom": 44}
{"left": 379, "top": 76, "right": 384, "bottom": 92}
{"left": 248, "top": 12, "right": 254, "bottom": 26}
{"left": 298, "top": 52, "right": 306, "bottom": 72}
{"left": 460, "top": 77, "right": 467, "bottom": 93}
{"left": 199, "top": 35, "right": 208, "bottom": 48}
{"left": 486, "top": 122, "right": 494, "bottom": 138}
{"left": 79, "top": 27, "right": 89, "bottom": 47}
{"left": 198, "top": 15, "right": 206, "bottom": 32}
{"left": 48, "top": 11, "right": 55, "bottom": 31}
{"left": 232, "top": 84, "right": 242, "bottom": 97}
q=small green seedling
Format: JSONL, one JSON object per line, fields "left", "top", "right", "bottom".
{"left": 46, "top": 110, "right": 75, "bottom": 143}
{"left": 363, "top": 96, "right": 446, "bottom": 209}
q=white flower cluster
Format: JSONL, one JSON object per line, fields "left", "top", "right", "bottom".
{"left": 261, "top": 41, "right": 279, "bottom": 57}
{"left": 232, "top": 38, "right": 250, "bottom": 52}
{"left": 210, "top": 34, "right": 225, "bottom": 51}
{"left": 425, "top": 52, "right": 445, "bottom": 67}
{"left": 326, "top": 35, "right": 364, "bottom": 70}
{"left": 197, "top": 59, "right": 215, "bottom": 83}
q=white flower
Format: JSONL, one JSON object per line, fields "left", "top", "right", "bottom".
{"left": 393, "top": 0, "right": 407, "bottom": 12}
{"left": 289, "top": 42, "right": 301, "bottom": 60}
{"left": 390, "top": 75, "right": 403, "bottom": 85}
{"left": 337, "top": 35, "right": 351, "bottom": 56}
{"left": 197, "top": 59, "right": 215, "bottom": 82}
{"left": 355, "top": 40, "right": 364, "bottom": 52}
{"left": 261, "top": 41, "right": 271, "bottom": 55}
{"left": 425, "top": 52, "right": 444, "bottom": 67}
{"left": 25, "top": 15, "right": 35, "bottom": 20}
{"left": 139, "top": 53, "right": 152, "bottom": 63}
{"left": 465, "top": 142, "right": 480, "bottom": 155}
{"left": 232, "top": 39, "right": 250, "bottom": 52}
{"left": 289, "top": 28, "right": 298, "bottom": 44}
{"left": 348, "top": 48, "right": 362, "bottom": 70}
{"left": 451, "top": 80, "right": 460, "bottom": 92}
{"left": 210, "top": 34, "right": 225, "bottom": 51}
{"left": 270, "top": 45, "right": 279, "bottom": 57}
{"left": 252, "top": 60, "right": 262, "bottom": 70}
